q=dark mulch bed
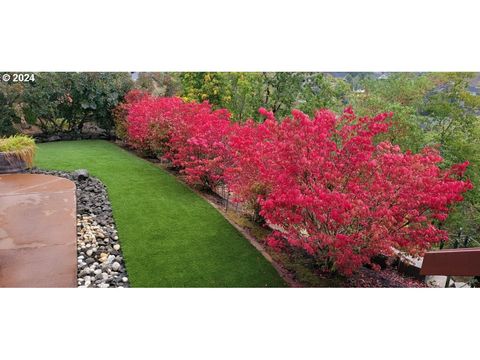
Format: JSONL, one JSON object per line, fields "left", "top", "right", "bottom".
{"left": 348, "top": 267, "right": 427, "bottom": 288}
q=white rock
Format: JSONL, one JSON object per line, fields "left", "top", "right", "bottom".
{"left": 113, "top": 244, "right": 120, "bottom": 251}
{"left": 122, "top": 277, "right": 128, "bottom": 283}
{"left": 112, "top": 262, "right": 121, "bottom": 271}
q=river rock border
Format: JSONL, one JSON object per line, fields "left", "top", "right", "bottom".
{"left": 28, "top": 168, "right": 130, "bottom": 288}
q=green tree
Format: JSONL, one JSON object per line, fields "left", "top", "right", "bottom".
{"left": 421, "top": 73, "right": 480, "bottom": 240}
{"left": 179, "top": 72, "right": 265, "bottom": 121}
{"left": 297, "top": 73, "right": 350, "bottom": 115}
{"left": 348, "top": 73, "right": 435, "bottom": 151}
{"left": 0, "top": 81, "right": 23, "bottom": 135}
{"left": 223, "top": 72, "right": 263, "bottom": 121}
{"left": 259, "top": 72, "right": 304, "bottom": 117}
{"left": 136, "top": 72, "right": 181, "bottom": 97}
{"left": 180, "top": 72, "right": 232, "bottom": 107}
{"left": 23, "top": 72, "right": 133, "bottom": 134}
{"left": 178, "top": 72, "right": 349, "bottom": 122}
{"left": 23, "top": 73, "right": 72, "bottom": 133}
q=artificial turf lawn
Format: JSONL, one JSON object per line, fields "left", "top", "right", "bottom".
{"left": 35, "top": 140, "right": 286, "bottom": 287}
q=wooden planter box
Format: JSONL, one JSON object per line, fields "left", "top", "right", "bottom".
{"left": 0, "top": 152, "right": 28, "bottom": 174}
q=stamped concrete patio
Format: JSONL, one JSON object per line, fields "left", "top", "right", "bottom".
{"left": 0, "top": 174, "right": 77, "bottom": 287}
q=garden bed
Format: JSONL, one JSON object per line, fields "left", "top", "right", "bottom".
{"left": 27, "top": 168, "right": 130, "bottom": 288}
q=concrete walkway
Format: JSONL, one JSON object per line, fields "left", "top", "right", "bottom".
{"left": 0, "top": 174, "right": 77, "bottom": 287}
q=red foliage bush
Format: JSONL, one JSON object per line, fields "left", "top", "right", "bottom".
{"left": 126, "top": 95, "right": 184, "bottom": 154}
{"left": 169, "top": 107, "right": 234, "bottom": 189}
{"left": 227, "top": 107, "right": 472, "bottom": 274}
{"left": 225, "top": 109, "right": 280, "bottom": 218}
{"left": 124, "top": 94, "right": 472, "bottom": 275}
{"left": 112, "top": 89, "right": 151, "bottom": 139}
{"left": 126, "top": 96, "right": 233, "bottom": 189}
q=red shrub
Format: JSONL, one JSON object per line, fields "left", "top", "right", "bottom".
{"left": 112, "top": 89, "right": 151, "bottom": 139}
{"left": 126, "top": 96, "right": 182, "bottom": 154}
{"left": 125, "top": 95, "right": 472, "bottom": 275}
{"left": 229, "top": 107, "right": 472, "bottom": 274}
{"left": 169, "top": 107, "right": 234, "bottom": 189}
{"left": 225, "top": 111, "right": 280, "bottom": 218}
{"left": 126, "top": 96, "right": 233, "bottom": 189}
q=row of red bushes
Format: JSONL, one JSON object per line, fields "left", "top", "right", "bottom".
{"left": 116, "top": 90, "right": 472, "bottom": 275}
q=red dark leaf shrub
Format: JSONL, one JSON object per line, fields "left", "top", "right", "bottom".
{"left": 227, "top": 107, "right": 472, "bottom": 275}
{"left": 225, "top": 109, "right": 280, "bottom": 220}
{"left": 126, "top": 96, "right": 234, "bottom": 189}
{"left": 112, "top": 89, "right": 151, "bottom": 139}
{"left": 169, "top": 107, "right": 234, "bottom": 189}
{"left": 126, "top": 96, "right": 185, "bottom": 155}
{"left": 125, "top": 94, "right": 472, "bottom": 275}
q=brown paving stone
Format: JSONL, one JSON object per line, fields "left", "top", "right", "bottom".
{"left": 0, "top": 174, "right": 77, "bottom": 287}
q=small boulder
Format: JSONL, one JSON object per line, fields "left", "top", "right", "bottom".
{"left": 111, "top": 262, "right": 121, "bottom": 271}
{"left": 73, "top": 169, "right": 89, "bottom": 181}
{"left": 47, "top": 135, "right": 61, "bottom": 142}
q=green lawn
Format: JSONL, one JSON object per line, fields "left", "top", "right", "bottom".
{"left": 35, "top": 140, "right": 285, "bottom": 287}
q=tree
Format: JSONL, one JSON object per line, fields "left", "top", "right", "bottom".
{"left": 223, "top": 73, "right": 264, "bottom": 122}
{"left": 257, "top": 73, "right": 350, "bottom": 119}
{"left": 177, "top": 72, "right": 351, "bottom": 122}
{"left": 136, "top": 72, "right": 181, "bottom": 97}
{"left": 180, "top": 72, "right": 232, "bottom": 108}
{"left": 22, "top": 72, "right": 133, "bottom": 134}
{"left": 421, "top": 73, "right": 480, "bottom": 241}
{"left": 22, "top": 73, "right": 68, "bottom": 133}
{"left": 259, "top": 72, "right": 304, "bottom": 118}
{"left": 348, "top": 73, "right": 435, "bottom": 152}
{"left": 0, "top": 81, "right": 23, "bottom": 135}
{"left": 296, "top": 73, "right": 350, "bottom": 115}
